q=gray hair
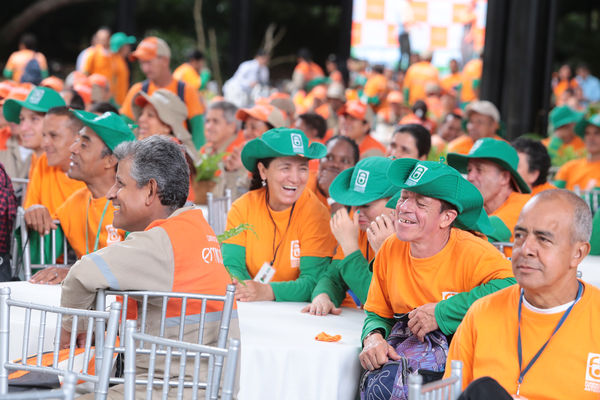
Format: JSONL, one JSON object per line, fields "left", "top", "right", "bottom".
{"left": 535, "top": 189, "right": 592, "bottom": 243}
{"left": 208, "top": 101, "right": 238, "bottom": 124}
{"left": 113, "top": 136, "right": 189, "bottom": 211}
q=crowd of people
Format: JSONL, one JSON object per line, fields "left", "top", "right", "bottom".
{"left": 0, "top": 27, "right": 599, "bottom": 399}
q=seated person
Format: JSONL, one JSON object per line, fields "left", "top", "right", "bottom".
{"left": 222, "top": 128, "right": 337, "bottom": 302}
{"left": 305, "top": 135, "right": 359, "bottom": 210}
{"left": 60, "top": 136, "right": 238, "bottom": 397}
{"left": 512, "top": 137, "right": 555, "bottom": 195}
{"left": 448, "top": 138, "right": 531, "bottom": 246}
{"left": 295, "top": 112, "right": 328, "bottom": 143}
{"left": 359, "top": 159, "right": 515, "bottom": 374}
{"left": 303, "top": 157, "right": 400, "bottom": 315}
{"left": 447, "top": 190, "right": 599, "bottom": 400}
{"left": 338, "top": 100, "right": 385, "bottom": 159}
{"left": 542, "top": 105, "right": 585, "bottom": 160}
{"left": 555, "top": 113, "right": 600, "bottom": 191}
{"left": 387, "top": 123, "right": 431, "bottom": 161}
{"left": 22, "top": 106, "right": 86, "bottom": 235}
{"left": 447, "top": 101, "right": 504, "bottom": 155}
{"left": 29, "top": 110, "right": 135, "bottom": 284}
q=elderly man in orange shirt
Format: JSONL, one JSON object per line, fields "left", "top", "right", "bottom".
{"left": 447, "top": 100, "right": 504, "bottom": 155}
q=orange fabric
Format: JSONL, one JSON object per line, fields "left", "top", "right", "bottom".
{"left": 9, "top": 348, "right": 87, "bottom": 379}
{"left": 441, "top": 72, "right": 462, "bottom": 94}
{"left": 399, "top": 113, "right": 436, "bottom": 134}
{"left": 530, "top": 181, "right": 557, "bottom": 196}
{"left": 4, "top": 49, "right": 48, "bottom": 83}
{"left": 306, "top": 171, "right": 329, "bottom": 210}
{"left": 425, "top": 95, "right": 443, "bottom": 120}
{"left": 147, "top": 208, "right": 235, "bottom": 316}
{"left": 553, "top": 78, "right": 579, "bottom": 99}
{"left": 329, "top": 70, "right": 343, "bottom": 83}
{"left": 555, "top": 158, "right": 600, "bottom": 191}
{"left": 55, "top": 187, "right": 125, "bottom": 259}
{"left": 490, "top": 191, "right": 531, "bottom": 243}
{"left": 294, "top": 61, "right": 325, "bottom": 83}
{"left": 225, "top": 187, "right": 336, "bottom": 282}
{"left": 541, "top": 135, "right": 586, "bottom": 158}
{"left": 364, "top": 73, "right": 388, "bottom": 102}
{"left": 447, "top": 134, "right": 506, "bottom": 155}
{"left": 315, "top": 332, "right": 342, "bottom": 342}
{"left": 173, "top": 62, "right": 202, "bottom": 90}
{"left": 460, "top": 59, "right": 483, "bottom": 103}
{"left": 0, "top": 126, "right": 11, "bottom": 150}
{"left": 364, "top": 228, "right": 513, "bottom": 318}
{"left": 315, "top": 103, "right": 330, "bottom": 120}
{"left": 83, "top": 45, "right": 112, "bottom": 80}
{"left": 358, "top": 135, "right": 386, "bottom": 158}
{"left": 120, "top": 78, "right": 205, "bottom": 121}
{"left": 24, "top": 154, "right": 86, "bottom": 215}
{"left": 27, "top": 152, "right": 39, "bottom": 181}
{"left": 446, "top": 283, "right": 600, "bottom": 399}
{"left": 403, "top": 61, "right": 440, "bottom": 105}
{"left": 112, "top": 55, "right": 130, "bottom": 106}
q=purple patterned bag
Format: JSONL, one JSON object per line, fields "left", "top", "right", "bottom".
{"left": 359, "top": 318, "right": 448, "bottom": 400}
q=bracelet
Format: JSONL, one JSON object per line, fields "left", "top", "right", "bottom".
{"left": 363, "top": 329, "right": 385, "bottom": 342}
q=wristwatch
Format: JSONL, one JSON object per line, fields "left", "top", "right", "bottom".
{"left": 363, "top": 328, "right": 385, "bottom": 343}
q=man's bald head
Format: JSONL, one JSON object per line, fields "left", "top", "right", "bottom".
{"left": 532, "top": 189, "right": 592, "bottom": 244}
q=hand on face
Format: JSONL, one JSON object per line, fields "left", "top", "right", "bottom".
{"left": 330, "top": 207, "right": 360, "bottom": 256}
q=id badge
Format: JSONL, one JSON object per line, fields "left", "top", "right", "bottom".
{"left": 254, "top": 262, "right": 276, "bottom": 283}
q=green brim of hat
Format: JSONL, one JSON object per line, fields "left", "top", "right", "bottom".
{"left": 447, "top": 152, "right": 531, "bottom": 194}
{"left": 329, "top": 166, "right": 400, "bottom": 206}
{"left": 72, "top": 110, "right": 136, "bottom": 151}
{"left": 486, "top": 216, "right": 512, "bottom": 243}
{"left": 241, "top": 129, "right": 326, "bottom": 172}
{"left": 575, "top": 113, "right": 600, "bottom": 137}
{"left": 306, "top": 77, "right": 331, "bottom": 92}
{"left": 3, "top": 98, "right": 45, "bottom": 124}
{"left": 385, "top": 158, "right": 494, "bottom": 235}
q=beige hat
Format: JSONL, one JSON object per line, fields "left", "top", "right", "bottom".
{"left": 326, "top": 82, "right": 346, "bottom": 102}
{"left": 465, "top": 100, "right": 500, "bottom": 123}
{"left": 132, "top": 89, "right": 197, "bottom": 162}
{"left": 235, "top": 104, "right": 286, "bottom": 128}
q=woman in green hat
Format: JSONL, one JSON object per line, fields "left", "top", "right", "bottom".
{"left": 221, "top": 128, "right": 338, "bottom": 302}
{"left": 301, "top": 157, "right": 400, "bottom": 315}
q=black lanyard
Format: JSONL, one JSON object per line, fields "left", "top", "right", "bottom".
{"left": 516, "top": 281, "right": 583, "bottom": 396}
{"left": 265, "top": 191, "right": 296, "bottom": 266}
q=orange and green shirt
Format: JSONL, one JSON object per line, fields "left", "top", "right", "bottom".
{"left": 363, "top": 228, "right": 514, "bottom": 338}
{"left": 446, "top": 283, "right": 600, "bottom": 399}
{"left": 23, "top": 153, "right": 86, "bottom": 215}
{"left": 531, "top": 181, "right": 557, "bottom": 196}
{"left": 3, "top": 49, "right": 48, "bottom": 83}
{"left": 542, "top": 135, "right": 586, "bottom": 159}
{"left": 460, "top": 59, "right": 482, "bottom": 103}
{"left": 55, "top": 187, "right": 125, "bottom": 259}
{"left": 554, "top": 158, "right": 600, "bottom": 191}
{"left": 403, "top": 61, "right": 440, "bottom": 105}
{"left": 441, "top": 72, "right": 462, "bottom": 94}
{"left": 222, "top": 187, "right": 336, "bottom": 301}
{"left": 173, "top": 63, "right": 202, "bottom": 91}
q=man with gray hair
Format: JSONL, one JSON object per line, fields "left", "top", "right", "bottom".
{"left": 60, "top": 135, "right": 238, "bottom": 397}
{"left": 446, "top": 189, "right": 600, "bottom": 399}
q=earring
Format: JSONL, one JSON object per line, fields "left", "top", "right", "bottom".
{"left": 262, "top": 179, "right": 266, "bottom": 187}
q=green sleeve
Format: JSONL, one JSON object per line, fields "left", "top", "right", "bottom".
{"left": 361, "top": 310, "right": 395, "bottom": 343}
{"left": 337, "top": 250, "right": 372, "bottom": 305}
{"left": 311, "top": 259, "right": 349, "bottom": 306}
{"left": 3, "top": 69, "right": 12, "bottom": 79}
{"left": 403, "top": 88, "right": 410, "bottom": 105}
{"left": 189, "top": 114, "right": 205, "bottom": 150}
{"left": 41, "top": 69, "right": 49, "bottom": 79}
{"left": 221, "top": 243, "right": 251, "bottom": 281}
{"left": 200, "top": 70, "right": 211, "bottom": 90}
{"left": 270, "top": 255, "right": 330, "bottom": 302}
{"left": 590, "top": 211, "right": 600, "bottom": 256}
{"left": 434, "top": 277, "right": 516, "bottom": 335}
{"left": 554, "top": 180, "right": 566, "bottom": 189}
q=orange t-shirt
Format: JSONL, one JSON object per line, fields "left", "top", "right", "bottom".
{"left": 553, "top": 78, "right": 579, "bottom": 99}
{"left": 112, "top": 55, "right": 130, "bottom": 106}
{"left": 541, "top": 135, "right": 586, "bottom": 158}
{"left": 460, "top": 59, "right": 483, "bottom": 103}
{"left": 0, "top": 126, "right": 11, "bottom": 150}
{"left": 55, "top": 187, "right": 125, "bottom": 259}
{"left": 447, "top": 134, "right": 506, "bottom": 155}
{"left": 305, "top": 171, "right": 329, "bottom": 210}
{"left": 27, "top": 152, "right": 39, "bottom": 181}
{"left": 446, "top": 283, "right": 600, "bottom": 399}
{"left": 23, "top": 153, "right": 86, "bottom": 215}
{"left": 364, "top": 228, "right": 513, "bottom": 317}
{"left": 403, "top": 61, "right": 440, "bottom": 105}
{"left": 224, "top": 187, "right": 336, "bottom": 282}
{"left": 173, "top": 63, "right": 202, "bottom": 90}
{"left": 490, "top": 191, "right": 531, "bottom": 242}
{"left": 293, "top": 61, "right": 325, "bottom": 83}
{"left": 83, "top": 45, "right": 113, "bottom": 79}
{"left": 4, "top": 50, "right": 48, "bottom": 83}
{"left": 364, "top": 74, "right": 388, "bottom": 102}
{"left": 358, "top": 135, "right": 386, "bottom": 159}
{"left": 120, "top": 78, "right": 205, "bottom": 121}
{"left": 531, "top": 181, "right": 557, "bottom": 196}
{"left": 555, "top": 158, "right": 600, "bottom": 191}
{"left": 441, "top": 72, "right": 462, "bottom": 94}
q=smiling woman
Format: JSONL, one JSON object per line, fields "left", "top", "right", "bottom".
{"left": 222, "top": 128, "right": 337, "bottom": 302}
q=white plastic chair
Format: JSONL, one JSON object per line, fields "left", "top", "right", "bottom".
{"left": 123, "top": 320, "right": 239, "bottom": 400}
{"left": 207, "top": 189, "right": 232, "bottom": 236}
{"left": 0, "top": 287, "right": 122, "bottom": 399}
{"left": 408, "top": 360, "right": 462, "bottom": 400}
{"left": 0, "top": 371, "right": 76, "bottom": 400}
{"left": 492, "top": 242, "right": 513, "bottom": 254}
{"left": 95, "top": 285, "right": 237, "bottom": 397}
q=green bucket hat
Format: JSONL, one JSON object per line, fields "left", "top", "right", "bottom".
{"left": 329, "top": 157, "right": 401, "bottom": 206}
{"left": 110, "top": 32, "right": 136, "bottom": 53}
{"left": 549, "top": 105, "right": 583, "bottom": 131}
{"left": 241, "top": 127, "right": 326, "bottom": 172}
{"left": 3, "top": 86, "right": 66, "bottom": 124}
{"left": 447, "top": 138, "right": 531, "bottom": 194}
{"left": 71, "top": 110, "right": 136, "bottom": 151}
{"left": 574, "top": 113, "right": 600, "bottom": 137}
{"left": 384, "top": 159, "right": 493, "bottom": 235}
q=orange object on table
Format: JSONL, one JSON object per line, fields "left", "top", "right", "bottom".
{"left": 315, "top": 332, "right": 342, "bottom": 342}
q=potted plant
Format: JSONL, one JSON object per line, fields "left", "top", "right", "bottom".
{"left": 193, "top": 151, "right": 225, "bottom": 204}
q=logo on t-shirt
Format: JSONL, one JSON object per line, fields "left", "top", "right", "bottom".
{"left": 441, "top": 291, "right": 457, "bottom": 300}
{"left": 202, "top": 246, "right": 223, "bottom": 264}
{"left": 585, "top": 353, "right": 600, "bottom": 393}
{"left": 405, "top": 165, "right": 428, "bottom": 186}
{"left": 105, "top": 225, "right": 122, "bottom": 245}
{"left": 291, "top": 133, "right": 305, "bottom": 154}
{"left": 290, "top": 240, "right": 300, "bottom": 268}
{"left": 354, "top": 169, "right": 370, "bottom": 193}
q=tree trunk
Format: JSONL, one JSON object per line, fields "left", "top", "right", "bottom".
{"left": 193, "top": 0, "right": 206, "bottom": 52}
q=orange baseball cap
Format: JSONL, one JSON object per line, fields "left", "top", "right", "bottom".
{"left": 89, "top": 74, "right": 109, "bottom": 89}
{"left": 338, "top": 100, "right": 373, "bottom": 125}
{"left": 0, "top": 81, "right": 16, "bottom": 101}
{"left": 130, "top": 37, "right": 171, "bottom": 61}
{"left": 387, "top": 90, "right": 403, "bottom": 104}
{"left": 235, "top": 104, "right": 286, "bottom": 128}
{"left": 40, "top": 76, "right": 64, "bottom": 93}
{"left": 73, "top": 83, "right": 92, "bottom": 105}
{"left": 2, "top": 85, "right": 31, "bottom": 105}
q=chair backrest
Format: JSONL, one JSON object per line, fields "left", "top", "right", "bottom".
{"left": 207, "top": 189, "right": 232, "bottom": 236}
{"left": 492, "top": 241, "right": 513, "bottom": 254}
{"left": 10, "top": 178, "right": 28, "bottom": 206}
{"left": 0, "top": 287, "right": 122, "bottom": 399}
{"left": 95, "top": 285, "right": 236, "bottom": 397}
{"left": 573, "top": 186, "right": 600, "bottom": 215}
{"left": 123, "top": 320, "right": 239, "bottom": 400}
{"left": 0, "top": 371, "right": 77, "bottom": 400}
{"left": 407, "top": 360, "right": 463, "bottom": 400}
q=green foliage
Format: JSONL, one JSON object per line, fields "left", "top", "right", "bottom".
{"left": 427, "top": 145, "right": 447, "bottom": 163}
{"left": 217, "top": 223, "right": 256, "bottom": 244}
{"left": 194, "top": 151, "right": 226, "bottom": 182}
{"left": 550, "top": 146, "right": 586, "bottom": 167}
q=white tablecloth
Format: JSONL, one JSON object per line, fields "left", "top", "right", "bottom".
{"left": 237, "top": 301, "right": 366, "bottom": 400}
